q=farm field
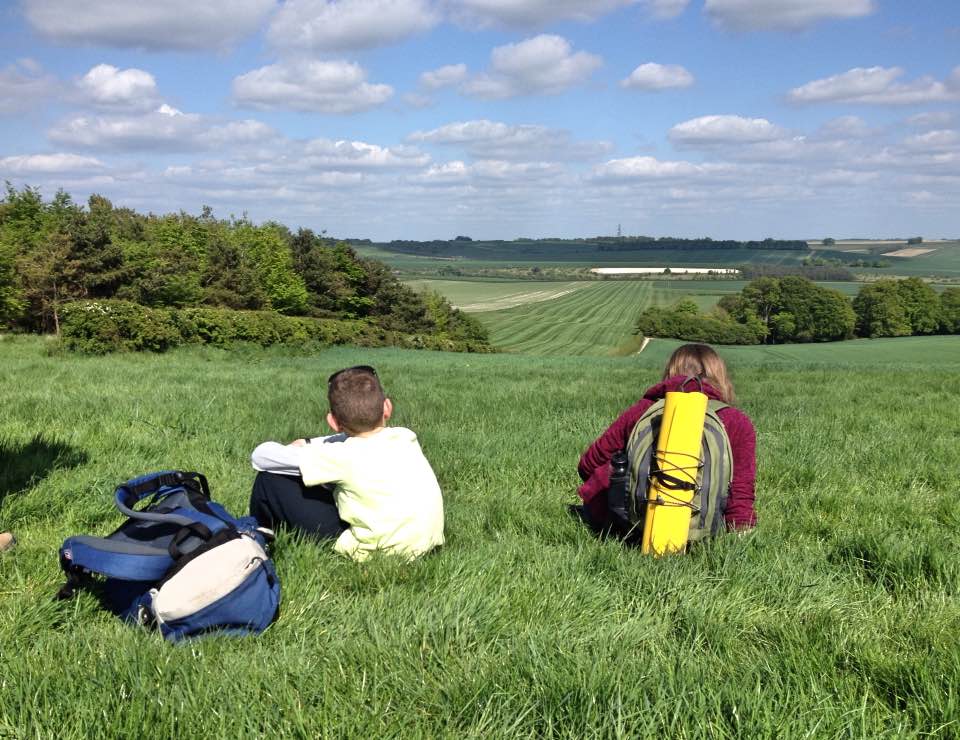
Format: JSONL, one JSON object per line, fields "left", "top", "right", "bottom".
{"left": 408, "top": 277, "right": 955, "bottom": 356}
{"left": 357, "top": 244, "right": 847, "bottom": 275}
{"left": 473, "top": 281, "right": 663, "bottom": 355}
{"left": 361, "top": 240, "right": 960, "bottom": 282}
{"left": 403, "top": 279, "right": 592, "bottom": 311}
{"left": 2, "top": 336, "right": 959, "bottom": 736}
{"left": 859, "top": 242, "right": 960, "bottom": 278}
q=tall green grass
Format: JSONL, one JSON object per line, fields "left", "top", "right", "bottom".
{"left": 1, "top": 335, "right": 959, "bottom": 737}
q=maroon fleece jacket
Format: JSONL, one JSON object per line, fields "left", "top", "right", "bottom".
{"left": 577, "top": 375, "right": 757, "bottom": 529}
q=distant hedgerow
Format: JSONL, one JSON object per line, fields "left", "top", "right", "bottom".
{"left": 635, "top": 300, "right": 765, "bottom": 345}
{"left": 60, "top": 300, "right": 494, "bottom": 355}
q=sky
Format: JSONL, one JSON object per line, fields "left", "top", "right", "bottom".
{"left": 0, "top": 0, "right": 958, "bottom": 241}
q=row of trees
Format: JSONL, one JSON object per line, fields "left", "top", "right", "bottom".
{"left": 638, "top": 276, "right": 960, "bottom": 344}
{"left": 0, "top": 185, "right": 489, "bottom": 347}
{"left": 596, "top": 237, "right": 807, "bottom": 251}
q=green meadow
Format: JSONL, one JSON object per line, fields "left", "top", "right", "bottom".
{"left": 2, "top": 334, "right": 960, "bottom": 737}
{"left": 361, "top": 240, "right": 960, "bottom": 281}
{"left": 407, "top": 277, "right": 955, "bottom": 356}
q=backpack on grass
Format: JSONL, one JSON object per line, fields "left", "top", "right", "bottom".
{"left": 608, "top": 387, "right": 733, "bottom": 546}
{"left": 57, "top": 470, "right": 280, "bottom": 642}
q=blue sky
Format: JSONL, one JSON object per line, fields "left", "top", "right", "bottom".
{"left": 0, "top": 0, "right": 958, "bottom": 240}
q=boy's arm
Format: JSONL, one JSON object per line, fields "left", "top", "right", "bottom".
{"left": 251, "top": 441, "right": 306, "bottom": 476}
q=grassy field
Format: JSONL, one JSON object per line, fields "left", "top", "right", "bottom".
{"left": 1, "top": 335, "right": 959, "bottom": 737}
{"left": 358, "top": 245, "right": 842, "bottom": 274}
{"left": 362, "top": 240, "right": 960, "bottom": 281}
{"left": 473, "top": 281, "right": 663, "bottom": 356}
{"left": 405, "top": 277, "right": 957, "bottom": 356}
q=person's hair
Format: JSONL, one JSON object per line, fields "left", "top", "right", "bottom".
{"left": 662, "top": 343, "right": 735, "bottom": 403}
{"left": 327, "top": 366, "right": 386, "bottom": 434}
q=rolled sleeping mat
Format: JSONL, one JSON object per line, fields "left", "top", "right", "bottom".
{"left": 641, "top": 389, "right": 708, "bottom": 556}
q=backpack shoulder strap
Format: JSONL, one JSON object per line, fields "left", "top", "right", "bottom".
{"left": 707, "top": 399, "right": 729, "bottom": 414}
{"left": 114, "top": 471, "right": 210, "bottom": 526}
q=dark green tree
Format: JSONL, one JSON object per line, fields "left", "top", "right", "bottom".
{"left": 201, "top": 228, "right": 268, "bottom": 310}
{"left": 939, "top": 287, "right": 960, "bottom": 333}
{"left": 0, "top": 239, "right": 24, "bottom": 326}
{"left": 853, "top": 281, "right": 911, "bottom": 338}
{"left": 896, "top": 277, "right": 940, "bottom": 335}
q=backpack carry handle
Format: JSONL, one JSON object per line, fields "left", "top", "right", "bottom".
{"left": 679, "top": 375, "right": 703, "bottom": 393}
{"left": 114, "top": 471, "right": 210, "bottom": 526}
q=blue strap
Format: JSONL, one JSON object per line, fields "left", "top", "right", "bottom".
{"left": 114, "top": 471, "right": 210, "bottom": 527}
{"left": 62, "top": 536, "right": 173, "bottom": 581}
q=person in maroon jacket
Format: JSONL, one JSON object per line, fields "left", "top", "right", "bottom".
{"left": 574, "top": 343, "right": 757, "bottom": 534}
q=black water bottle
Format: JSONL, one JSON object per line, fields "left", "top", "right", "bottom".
{"left": 607, "top": 450, "right": 631, "bottom": 532}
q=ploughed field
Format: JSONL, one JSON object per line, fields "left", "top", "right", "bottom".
{"left": 1, "top": 336, "right": 959, "bottom": 736}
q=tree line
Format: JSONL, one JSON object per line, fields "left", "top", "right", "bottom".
{"left": 378, "top": 236, "right": 808, "bottom": 259}
{"left": 596, "top": 237, "right": 808, "bottom": 251}
{"left": 0, "top": 185, "right": 489, "bottom": 349}
{"left": 637, "top": 276, "right": 960, "bottom": 345}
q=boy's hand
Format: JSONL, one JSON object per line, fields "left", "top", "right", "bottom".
{"left": 289, "top": 438, "right": 307, "bottom": 447}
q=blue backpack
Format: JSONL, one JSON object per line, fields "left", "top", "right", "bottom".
{"left": 58, "top": 471, "right": 281, "bottom": 642}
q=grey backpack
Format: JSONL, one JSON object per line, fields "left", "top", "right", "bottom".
{"left": 608, "top": 387, "right": 733, "bottom": 545}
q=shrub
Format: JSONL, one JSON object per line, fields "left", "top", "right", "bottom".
{"left": 635, "top": 304, "right": 764, "bottom": 345}
{"left": 60, "top": 300, "right": 494, "bottom": 354}
{"left": 60, "top": 301, "right": 180, "bottom": 354}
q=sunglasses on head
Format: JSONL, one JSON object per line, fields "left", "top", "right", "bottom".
{"left": 327, "top": 365, "right": 378, "bottom": 385}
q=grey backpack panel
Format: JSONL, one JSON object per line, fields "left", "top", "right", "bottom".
{"left": 625, "top": 397, "right": 733, "bottom": 544}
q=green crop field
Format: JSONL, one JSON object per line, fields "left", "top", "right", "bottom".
{"left": 357, "top": 244, "right": 846, "bottom": 275}
{"left": 366, "top": 239, "right": 960, "bottom": 284}
{"left": 474, "top": 281, "right": 664, "bottom": 356}
{"left": 407, "top": 277, "right": 956, "bottom": 357}
{"left": 860, "top": 242, "right": 960, "bottom": 279}
{"left": 404, "top": 279, "right": 751, "bottom": 355}
{"left": 2, "top": 335, "right": 960, "bottom": 737}
{"left": 403, "top": 279, "right": 593, "bottom": 312}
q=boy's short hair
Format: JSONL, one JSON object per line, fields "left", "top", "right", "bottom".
{"left": 327, "top": 366, "right": 385, "bottom": 434}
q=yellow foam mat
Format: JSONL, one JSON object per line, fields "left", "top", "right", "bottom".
{"left": 641, "top": 390, "right": 708, "bottom": 556}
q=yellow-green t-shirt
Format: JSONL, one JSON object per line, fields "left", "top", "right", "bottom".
{"left": 299, "top": 427, "right": 444, "bottom": 562}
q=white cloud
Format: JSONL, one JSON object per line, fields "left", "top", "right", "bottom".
{"left": 669, "top": 114, "right": 786, "bottom": 145}
{"left": 621, "top": 62, "right": 693, "bottom": 90}
{"left": 420, "top": 64, "right": 468, "bottom": 90}
{"left": 267, "top": 0, "right": 439, "bottom": 52}
{"left": 0, "top": 59, "right": 58, "bottom": 114}
{"left": 75, "top": 64, "right": 160, "bottom": 111}
{"left": 411, "top": 160, "right": 470, "bottom": 184}
{"left": 906, "top": 112, "right": 955, "bottom": 129}
{"left": 817, "top": 115, "right": 872, "bottom": 139}
{"left": 789, "top": 66, "right": 960, "bottom": 105}
{"left": 48, "top": 107, "right": 278, "bottom": 151}
{"left": 408, "top": 119, "right": 612, "bottom": 160}
{"left": 904, "top": 129, "right": 960, "bottom": 152}
{"left": 202, "top": 120, "right": 278, "bottom": 147}
{"left": 403, "top": 92, "right": 434, "bottom": 108}
{"left": 642, "top": 0, "right": 690, "bottom": 19}
{"left": 49, "top": 109, "right": 201, "bottom": 150}
{"left": 23, "top": 0, "right": 276, "bottom": 50}
{"left": 809, "top": 169, "right": 880, "bottom": 186}
{"left": 299, "top": 139, "right": 429, "bottom": 169}
{"left": 451, "top": 0, "right": 639, "bottom": 27}
{"left": 591, "top": 155, "right": 732, "bottom": 181}
{"left": 232, "top": 60, "right": 393, "bottom": 113}
{"left": 463, "top": 35, "right": 602, "bottom": 98}
{"left": 412, "top": 159, "right": 562, "bottom": 184}
{"left": 705, "top": 0, "right": 875, "bottom": 31}
{"left": 0, "top": 153, "right": 106, "bottom": 174}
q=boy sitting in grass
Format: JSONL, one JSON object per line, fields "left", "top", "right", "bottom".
{"left": 249, "top": 365, "right": 444, "bottom": 562}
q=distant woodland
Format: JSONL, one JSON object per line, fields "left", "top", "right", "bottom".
{"left": 638, "top": 276, "right": 960, "bottom": 345}
{"left": 0, "top": 185, "right": 490, "bottom": 352}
